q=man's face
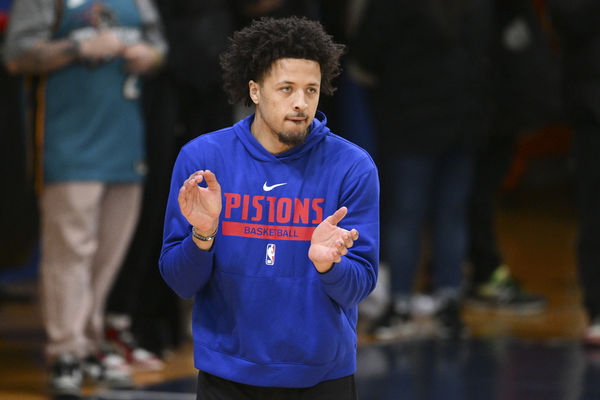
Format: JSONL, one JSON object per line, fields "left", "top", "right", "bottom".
{"left": 249, "top": 58, "right": 321, "bottom": 153}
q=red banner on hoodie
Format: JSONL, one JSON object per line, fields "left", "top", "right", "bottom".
{"left": 222, "top": 221, "right": 315, "bottom": 241}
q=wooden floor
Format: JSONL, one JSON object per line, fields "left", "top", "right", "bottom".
{"left": 465, "top": 183, "right": 586, "bottom": 341}
{"left": 0, "top": 178, "right": 588, "bottom": 399}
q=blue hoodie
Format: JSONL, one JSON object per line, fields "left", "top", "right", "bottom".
{"left": 160, "top": 111, "right": 379, "bottom": 388}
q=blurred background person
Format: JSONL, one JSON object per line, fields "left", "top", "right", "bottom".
{"left": 104, "top": 0, "right": 235, "bottom": 369}
{"left": 465, "top": 0, "right": 562, "bottom": 314}
{"left": 319, "top": 0, "right": 378, "bottom": 160}
{"left": 350, "top": 0, "right": 494, "bottom": 340}
{"left": 546, "top": 0, "right": 600, "bottom": 346}
{"left": 2, "top": 0, "right": 166, "bottom": 396}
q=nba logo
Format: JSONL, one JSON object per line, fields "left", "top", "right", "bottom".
{"left": 266, "top": 244, "right": 276, "bottom": 266}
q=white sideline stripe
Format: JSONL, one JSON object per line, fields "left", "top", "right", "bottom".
{"left": 91, "top": 390, "right": 196, "bottom": 400}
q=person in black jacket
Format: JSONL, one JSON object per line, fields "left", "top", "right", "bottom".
{"left": 547, "top": 0, "right": 600, "bottom": 345}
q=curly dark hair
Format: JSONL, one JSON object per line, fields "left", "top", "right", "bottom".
{"left": 219, "top": 16, "right": 346, "bottom": 106}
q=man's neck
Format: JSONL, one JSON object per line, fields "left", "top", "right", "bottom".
{"left": 250, "top": 119, "right": 293, "bottom": 155}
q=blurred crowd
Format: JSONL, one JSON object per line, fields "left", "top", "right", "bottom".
{"left": 0, "top": 0, "right": 599, "bottom": 397}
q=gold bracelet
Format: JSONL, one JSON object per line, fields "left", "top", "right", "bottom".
{"left": 192, "top": 226, "right": 218, "bottom": 241}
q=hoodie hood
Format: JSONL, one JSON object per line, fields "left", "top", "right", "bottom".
{"left": 233, "top": 110, "right": 330, "bottom": 162}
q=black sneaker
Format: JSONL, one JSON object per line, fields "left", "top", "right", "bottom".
{"left": 467, "top": 265, "right": 546, "bottom": 315}
{"left": 435, "top": 297, "right": 468, "bottom": 340}
{"left": 82, "top": 347, "right": 133, "bottom": 388}
{"left": 49, "top": 354, "right": 82, "bottom": 397}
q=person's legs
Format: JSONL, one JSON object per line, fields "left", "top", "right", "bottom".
{"left": 196, "top": 371, "right": 356, "bottom": 400}
{"left": 466, "top": 132, "right": 546, "bottom": 313}
{"left": 39, "top": 182, "right": 104, "bottom": 394}
{"left": 430, "top": 148, "right": 474, "bottom": 294}
{"left": 86, "top": 183, "right": 142, "bottom": 349}
{"left": 80, "top": 183, "right": 141, "bottom": 386}
{"left": 573, "top": 122, "right": 600, "bottom": 322}
{"left": 429, "top": 148, "right": 474, "bottom": 338}
{"left": 468, "top": 133, "right": 516, "bottom": 284}
{"left": 40, "top": 182, "right": 104, "bottom": 360}
{"left": 383, "top": 156, "right": 436, "bottom": 303}
{"left": 373, "top": 155, "right": 436, "bottom": 339}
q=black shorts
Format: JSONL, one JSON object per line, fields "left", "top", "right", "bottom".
{"left": 196, "top": 370, "right": 358, "bottom": 400}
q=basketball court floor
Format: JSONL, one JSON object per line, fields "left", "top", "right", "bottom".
{"left": 82, "top": 337, "right": 600, "bottom": 400}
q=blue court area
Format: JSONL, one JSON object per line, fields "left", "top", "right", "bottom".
{"left": 85, "top": 338, "right": 600, "bottom": 400}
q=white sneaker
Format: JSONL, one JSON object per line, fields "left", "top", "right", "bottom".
{"left": 584, "top": 317, "right": 600, "bottom": 346}
{"left": 105, "top": 314, "right": 165, "bottom": 371}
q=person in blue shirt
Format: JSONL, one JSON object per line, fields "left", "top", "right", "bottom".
{"left": 160, "top": 16, "right": 379, "bottom": 400}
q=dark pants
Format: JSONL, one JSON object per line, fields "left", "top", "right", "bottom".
{"left": 468, "top": 132, "right": 517, "bottom": 285}
{"left": 573, "top": 120, "right": 600, "bottom": 318}
{"left": 196, "top": 371, "right": 358, "bottom": 400}
{"left": 0, "top": 66, "right": 38, "bottom": 270}
{"left": 381, "top": 148, "right": 474, "bottom": 296}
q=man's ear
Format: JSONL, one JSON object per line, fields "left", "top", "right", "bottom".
{"left": 249, "top": 80, "right": 260, "bottom": 105}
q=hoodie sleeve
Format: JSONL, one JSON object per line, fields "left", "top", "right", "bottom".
{"left": 318, "top": 156, "right": 380, "bottom": 309}
{"left": 159, "top": 145, "right": 216, "bottom": 299}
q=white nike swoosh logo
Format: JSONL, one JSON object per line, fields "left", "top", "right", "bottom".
{"left": 263, "top": 182, "right": 287, "bottom": 191}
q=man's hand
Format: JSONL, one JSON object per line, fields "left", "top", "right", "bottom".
{"left": 79, "top": 30, "right": 124, "bottom": 62}
{"left": 308, "top": 207, "right": 359, "bottom": 273}
{"left": 123, "top": 43, "right": 162, "bottom": 74}
{"left": 178, "top": 170, "right": 222, "bottom": 247}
